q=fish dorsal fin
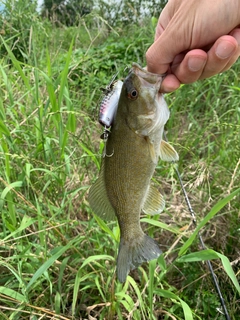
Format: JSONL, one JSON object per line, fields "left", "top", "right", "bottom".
{"left": 160, "top": 140, "right": 179, "bottom": 162}
{"left": 88, "top": 161, "right": 116, "bottom": 221}
{"left": 142, "top": 185, "right": 165, "bottom": 215}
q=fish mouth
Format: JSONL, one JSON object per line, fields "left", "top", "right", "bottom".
{"left": 131, "top": 63, "right": 165, "bottom": 88}
{"left": 130, "top": 63, "right": 165, "bottom": 101}
{"left": 131, "top": 63, "right": 164, "bottom": 104}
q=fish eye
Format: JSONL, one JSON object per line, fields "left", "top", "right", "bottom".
{"left": 128, "top": 89, "right": 138, "bottom": 100}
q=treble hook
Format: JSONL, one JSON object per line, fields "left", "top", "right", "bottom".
{"left": 101, "top": 126, "right": 114, "bottom": 158}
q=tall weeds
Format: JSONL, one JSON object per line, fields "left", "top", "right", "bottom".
{"left": 0, "top": 2, "right": 239, "bottom": 319}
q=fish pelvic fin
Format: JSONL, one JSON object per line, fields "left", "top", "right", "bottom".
{"left": 143, "top": 184, "right": 165, "bottom": 215}
{"left": 88, "top": 162, "right": 116, "bottom": 221}
{"left": 117, "top": 234, "right": 162, "bottom": 283}
{"left": 160, "top": 140, "right": 179, "bottom": 162}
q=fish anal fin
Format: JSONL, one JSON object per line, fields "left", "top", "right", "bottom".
{"left": 117, "top": 234, "right": 162, "bottom": 283}
{"left": 160, "top": 140, "right": 179, "bottom": 162}
{"left": 143, "top": 184, "right": 165, "bottom": 215}
{"left": 88, "top": 162, "right": 116, "bottom": 221}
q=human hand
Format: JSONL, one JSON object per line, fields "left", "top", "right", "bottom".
{"left": 146, "top": 0, "right": 240, "bottom": 92}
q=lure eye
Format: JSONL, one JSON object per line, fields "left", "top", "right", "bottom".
{"left": 128, "top": 89, "right": 138, "bottom": 100}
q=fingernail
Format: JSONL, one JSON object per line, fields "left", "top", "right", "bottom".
{"left": 188, "top": 57, "right": 205, "bottom": 72}
{"left": 215, "top": 42, "right": 235, "bottom": 59}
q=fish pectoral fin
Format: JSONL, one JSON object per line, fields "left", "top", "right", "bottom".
{"left": 160, "top": 140, "right": 179, "bottom": 162}
{"left": 144, "top": 136, "right": 158, "bottom": 163}
{"left": 148, "top": 140, "right": 157, "bottom": 163}
{"left": 88, "top": 163, "right": 116, "bottom": 221}
{"left": 143, "top": 185, "right": 165, "bottom": 215}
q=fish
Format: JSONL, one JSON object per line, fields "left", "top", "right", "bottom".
{"left": 88, "top": 63, "right": 178, "bottom": 283}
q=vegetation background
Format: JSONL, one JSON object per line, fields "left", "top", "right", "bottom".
{"left": 0, "top": 0, "right": 239, "bottom": 319}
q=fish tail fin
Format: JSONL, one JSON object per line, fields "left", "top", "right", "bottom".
{"left": 117, "top": 234, "right": 162, "bottom": 283}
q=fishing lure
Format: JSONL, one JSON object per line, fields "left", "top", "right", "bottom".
{"left": 98, "top": 72, "right": 123, "bottom": 157}
{"left": 99, "top": 78, "right": 123, "bottom": 128}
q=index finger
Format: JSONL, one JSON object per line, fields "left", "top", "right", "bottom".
{"left": 146, "top": 31, "right": 183, "bottom": 74}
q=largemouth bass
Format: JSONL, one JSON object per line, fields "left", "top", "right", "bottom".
{"left": 89, "top": 63, "right": 178, "bottom": 283}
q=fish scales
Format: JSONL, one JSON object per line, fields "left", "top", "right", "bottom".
{"left": 104, "top": 118, "right": 155, "bottom": 238}
{"left": 88, "top": 63, "right": 179, "bottom": 282}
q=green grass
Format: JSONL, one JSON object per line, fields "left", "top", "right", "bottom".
{"left": 0, "top": 9, "right": 239, "bottom": 320}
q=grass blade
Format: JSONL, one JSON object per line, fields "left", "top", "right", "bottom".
{"left": 179, "top": 188, "right": 240, "bottom": 256}
{"left": 79, "top": 142, "right": 101, "bottom": 170}
{"left": 92, "top": 212, "right": 117, "bottom": 241}
{"left": 0, "top": 36, "right": 31, "bottom": 90}
{"left": 0, "top": 121, "right": 10, "bottom": 136}
{"left": 0, "top": 286, "right": 27, "bottom": 303}
{"left": 141, "top": 218, "right": 181, "bottom": 234}
{"left": 177, "top": 249, "right": 240, "bottom": 293}
{"left": 80, "top": 254, "right": 114, "bottom": 269}
{"left": 26, "top": 241, "right": 74, "bottom": 292}
{"left": 2, "top": 215, "right": 35, "bottom": 242}
{"left": 154, "top": 289, "right": 193, "bottom": 320}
